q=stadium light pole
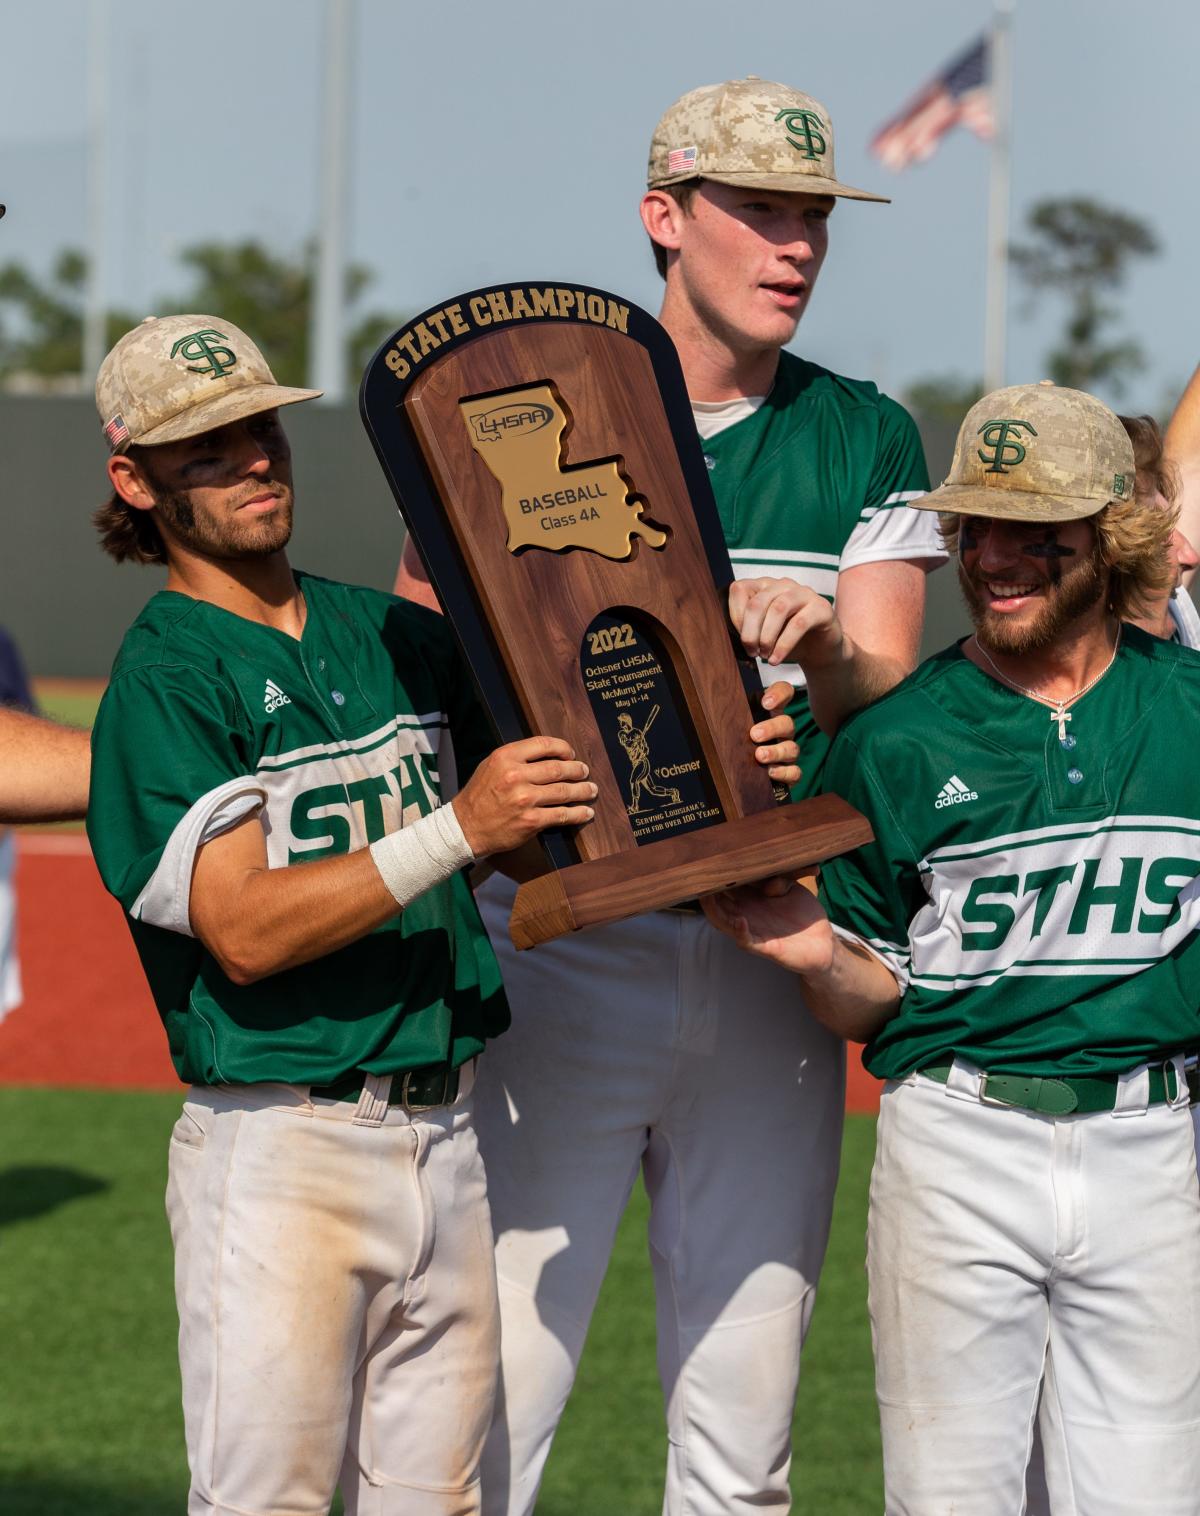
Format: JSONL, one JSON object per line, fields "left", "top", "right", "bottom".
{"left": 983, "top": 0, "right": 1014, "bottom": 393}
{"left": 309, "top": 0, "right": 355, "bottom": 402}
{"left": 82, "top": 0, "right": 111, "bottom": 388}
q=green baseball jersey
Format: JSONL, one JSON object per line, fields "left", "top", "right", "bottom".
{"left": 699, "top": 351, "right": 938, "bottom": 798}
{"left": 88, "top": 572, "right": 507, "bottom": 1088}
{"left": 819, "top": 627, "right": 1200, "bottom": 1079}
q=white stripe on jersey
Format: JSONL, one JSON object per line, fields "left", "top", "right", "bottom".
{"left": 255, "top": 712, "right": 446, "bottom": 772}
{"left": 728, "top": 548, "right": 841, "bottom": 568}
{"left": 841, "top": 497, "right": 945, "bottom": 572}
{"left": 858, "top": 489, "right": 927, "bottom": 519}
{"left": 925, "top": 814, "right": 1200, "bottom": 865}
{"left": 907, "top": 817, "right": 1200, "bottom": 991}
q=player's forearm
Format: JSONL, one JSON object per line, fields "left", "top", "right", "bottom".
{"left": 0, "top": 710, "right": 91, "bottom": 822}
{"left": 802, "top": 638, "right": 910, "bottom": 737}
{"left": 194, "top": 845, "right": 408, "bottom": 984}
{"left": 191, "top": 805, "right": 474, "bottom": 984}
{"left": 798, "top": 936, "right": 902, "bottom": 1043}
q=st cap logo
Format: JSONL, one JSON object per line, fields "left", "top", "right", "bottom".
{"left": 774, "top": 108, "right": 827, "bottom": 160}
{"left": 170, "top": 328, "right": 238, "bottom": 381}
{"left": 977, "top": 419, "right": 1038, "bottom": 474}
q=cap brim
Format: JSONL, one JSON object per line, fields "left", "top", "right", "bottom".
{"left": 915, "top": 481, "right": 1110, "bottom": 522}
{"left": 649, "top": 169, "right": 889, "bottom": 203}
{"left": 130, "top": 383, "right": 322, "bottom": 450}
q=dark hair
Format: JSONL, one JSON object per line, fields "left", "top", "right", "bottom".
{"left": 93, "top": 446, "right": 168, "bottom": 565}
{"left": 648, "top": 180, "right": 699, "bottom": 279}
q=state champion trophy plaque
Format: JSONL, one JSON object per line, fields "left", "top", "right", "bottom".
{"left": 361, "top": 281, "right": 872, "bottom": 949}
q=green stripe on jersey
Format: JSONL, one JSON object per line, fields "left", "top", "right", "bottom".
{"left": 819, "top": 628, "right": 1200, "bottom": 1078}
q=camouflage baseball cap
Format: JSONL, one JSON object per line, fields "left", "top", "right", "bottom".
{"left": 915, "top": 383, "right": 1136, "bottom": 523}
{"left": 95, "top": 314, "right": 321, "bottom": 453}
{"left": 647, "top": 76, "right": 888, "bottom": 202}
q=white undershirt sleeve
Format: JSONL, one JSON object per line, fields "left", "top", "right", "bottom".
{"left": 132, "top": 776, "right": 268, "bottom": 936}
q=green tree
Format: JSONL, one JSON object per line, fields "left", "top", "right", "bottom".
{"left": 171, "top": 240, "right": 398, "bottom": 386}
{"left": 1009, "top": 197, "right": 1159, "bottom": 396}
{"left": 0, "top": 242, "right": 399, "bottom": 390}
{"left": 903, "top": 373, "right": 983, "bottom": 426}
{"left": 0, "top": 250, "right": 136, "bottom": 383}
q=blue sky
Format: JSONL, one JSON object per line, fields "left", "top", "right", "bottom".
{"left": 3, "top": 0, "right": 1195, "bottom": 413}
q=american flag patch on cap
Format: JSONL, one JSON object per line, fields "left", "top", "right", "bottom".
{"left": 667, "top": 145, "right": 698, "bottom": 175}
{"left": 104, "top": 414, "right": 131, "bottom": 450}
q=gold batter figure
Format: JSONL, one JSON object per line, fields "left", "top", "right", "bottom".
{"left": 616, "top": 707, "right": 681, "bottom": 812}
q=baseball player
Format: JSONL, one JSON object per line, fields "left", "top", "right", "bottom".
{"left": 398, "top": 78, "right": 945, "bottom": 1513}
{"left": 1022, "top": 410, "right": 1200, "bottom": 1516}
{"left": 85, "top": 314, "right": 601, "bottom": 1516}
{"left": 707, "top": 383, "right": 1200, "bottom": 1516}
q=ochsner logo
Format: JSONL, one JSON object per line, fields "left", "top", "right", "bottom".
{"left": 935, "top": 774, "right": 978, "bottom": 809}
{"left": 467, "top": 402, "right": 553, "bottom": 444}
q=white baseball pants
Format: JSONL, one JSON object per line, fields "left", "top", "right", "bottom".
{"left": 166, "top": 1078, "right": 499, "bottom": 1516}
{"left": 870, "top": 1066, "right": 1200, "bottom": 1516}
{"left": 472, "top": 883, "right": 845, "bottom": 1516}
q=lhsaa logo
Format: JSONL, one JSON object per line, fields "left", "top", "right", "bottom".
{"left": 935, "top": 775, "right": 978, "bottom": 809}
{"left": 468, "top": 402, "right": 553, "bottom": 445}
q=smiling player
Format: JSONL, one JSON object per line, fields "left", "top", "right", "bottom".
{"left": 706, "top": 383, "right": 1200, "bottom": 1515}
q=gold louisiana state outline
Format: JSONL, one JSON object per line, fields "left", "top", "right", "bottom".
{"left": 459, "top": 385, "right": 667, "bottom": 560}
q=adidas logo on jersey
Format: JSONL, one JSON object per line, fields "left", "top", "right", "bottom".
{"left": 264, "top": 679, "right": 292, "bottom": 714}
{"left": 935, "top": 774, "right": 978, "bottom": 809}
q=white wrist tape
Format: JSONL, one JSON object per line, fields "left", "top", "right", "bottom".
{"left": 368, "top": 803, "right": 475, "bottom": 909}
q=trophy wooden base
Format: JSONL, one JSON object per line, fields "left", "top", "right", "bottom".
{"left": 509, "top": 795, "right": 872, "bottom": 949}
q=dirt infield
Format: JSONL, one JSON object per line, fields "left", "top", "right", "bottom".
{"left": 1, "top": 834, "right": 174, "bottom": 1089}
{"left": 1, "top": 834, "right": 884, "bottom": 1112}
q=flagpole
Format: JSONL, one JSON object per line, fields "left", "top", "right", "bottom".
{"left": 82, "top": 0, "right": 110, "bottom": 388}
{"left": 983, "top": 0, "right": 1014, "bottom": 392}
{"left": 310, "top": 0, "right": 354, "bottom": 401}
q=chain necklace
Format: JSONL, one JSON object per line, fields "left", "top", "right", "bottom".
{"left": 974, "top": 626, "right": 1122, "bottom": 744}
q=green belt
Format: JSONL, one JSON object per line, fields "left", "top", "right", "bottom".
{"left": 919, "top": 1060, "right": 1200, "bottom": 1116}
{"left": 310, "top": 1063, "right": 460, "bottom": 1112}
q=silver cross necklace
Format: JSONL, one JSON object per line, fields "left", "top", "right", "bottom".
{"left": 974, "top": 626, "right": 1122, "bottom": 743}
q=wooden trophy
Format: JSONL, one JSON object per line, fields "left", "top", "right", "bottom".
{"left": 360, "top": 280, "right": 872, "bottom": 948}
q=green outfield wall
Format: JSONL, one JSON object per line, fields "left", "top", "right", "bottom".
{"left": 1, "top": 396, "right": 968, "bottom": 679}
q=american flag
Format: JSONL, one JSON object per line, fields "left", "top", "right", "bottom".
{"left": 870, "top": 35, "right": 994, "bottom": 170}
{"left": 104, "top": 414, "right": 131, "bottom": 450}
{"left": 667, "top": 145, "right": 697, "bottom": 176}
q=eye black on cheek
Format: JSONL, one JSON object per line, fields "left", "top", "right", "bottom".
{"left": 1022, "top": 528, "right": 1076, "bottom": 562}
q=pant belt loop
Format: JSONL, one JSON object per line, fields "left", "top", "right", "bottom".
{"left": 1168, "top": 1054, "right": 1190, "bottom": 1110}
{"left": 1112, "top": 1064, "right": 1151, "bottom": 1118}
{"left": 944, "top": 1057, "right": 985, "bottom": 1104}
{"left": 353, "top": 1072, "right": 392, "bottom": 1127}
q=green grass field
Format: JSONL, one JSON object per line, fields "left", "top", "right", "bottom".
{"left": 31, "top": 683, "right": 102, "bottom": 731}
{"left": 0, "top": 1090, "right": 881, "bottom": 1514}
